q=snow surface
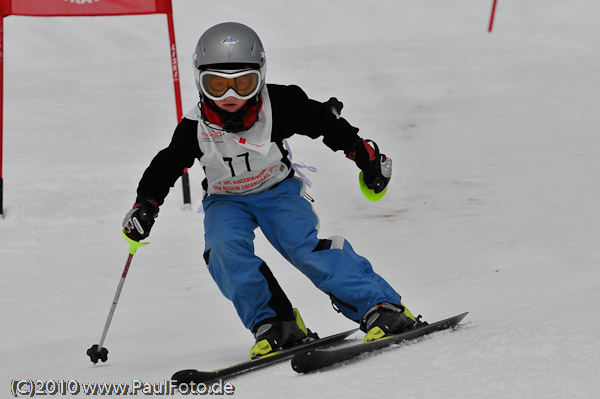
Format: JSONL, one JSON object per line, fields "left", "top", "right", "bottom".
{"left": 2, "top": 0, "right": 599, "bottom": 398}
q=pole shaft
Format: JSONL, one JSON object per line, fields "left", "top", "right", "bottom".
{"left": 97, "top": 252, "right": 134, "bottom": 351}
{"left": 488, "top": 0, "right": 498, "bottom": 32}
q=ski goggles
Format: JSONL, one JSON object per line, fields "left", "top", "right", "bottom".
{"left": 199, "top": 69, "right": 262, "bottom": 101}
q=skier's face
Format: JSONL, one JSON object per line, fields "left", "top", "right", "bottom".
{"left": 214, "top": 97, "right": 248, "bottom": 113}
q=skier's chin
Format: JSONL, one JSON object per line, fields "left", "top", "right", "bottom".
{"left": 215, "top": 97, "right": 247, "bottom": 113}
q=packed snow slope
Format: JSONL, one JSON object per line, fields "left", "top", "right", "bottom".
{"left": 1, "top": 0, "right": 599, "bottom": 398}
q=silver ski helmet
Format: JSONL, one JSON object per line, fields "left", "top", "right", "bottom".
{"left": 193, "top": 22, "right": 266, "bottom": 99}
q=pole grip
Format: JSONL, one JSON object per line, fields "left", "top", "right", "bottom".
{"left": 325, "top": 97, "right": 343, "bottom": 119}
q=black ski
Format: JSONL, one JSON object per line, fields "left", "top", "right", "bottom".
{"left": 172, "top": 328, "right": 358, "bottom": 385}
{"left": 291, "top": 312, "right": 468, "bottom": 373}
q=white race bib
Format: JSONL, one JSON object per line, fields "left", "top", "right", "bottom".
{"left": 186, "top": 87, "right": 290, "bottom": 195}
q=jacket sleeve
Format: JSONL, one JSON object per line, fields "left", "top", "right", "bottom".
{"left": 136, "top": 118, "right": 202, "bottom": 205}
{"left": 269, "top": 84, "right": 361, "bottom": 154}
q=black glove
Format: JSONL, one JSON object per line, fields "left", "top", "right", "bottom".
{"left": 347, "top": 139, "right": 392, "bottom": 193}
{"left": 122, "top": 197, "right": 159, "bottom": 241}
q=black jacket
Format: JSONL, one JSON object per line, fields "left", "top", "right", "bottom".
{"left": 136, "top": 84, "right": 361, "bottom": 204}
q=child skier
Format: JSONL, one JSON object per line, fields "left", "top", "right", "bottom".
{"left": 123, "top": 22, "right": 419, "bottom": 358}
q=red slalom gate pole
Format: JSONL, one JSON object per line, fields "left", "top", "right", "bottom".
{"left": 0, "top": 15, "right": 4, "bottom": 218}
{"left": 488, "top": 0, "right": 498, "bottom": 32}
{"left": 165, "top": 4, "right": 192, "bottom": 210}
{"left": 166, "top": 9, "right": 182, "bottom": 122}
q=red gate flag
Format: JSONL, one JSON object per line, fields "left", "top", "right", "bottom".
{"left": 1, "top": 0, "right": 170, "bottom": 17}
{"left": 0, "top": 0, "right": 191, "bottom": 218}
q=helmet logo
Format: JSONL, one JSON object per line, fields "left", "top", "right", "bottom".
{"left": 221, "top": 36, "right": 239, "bottom": 45}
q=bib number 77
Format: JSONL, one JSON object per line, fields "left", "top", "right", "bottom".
{"left": 223, "top": 152, "right": 251, "bottom": 177}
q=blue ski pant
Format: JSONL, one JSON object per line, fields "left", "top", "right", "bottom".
{"left": 202, "top": 177, "right": 402, "bottom": 331}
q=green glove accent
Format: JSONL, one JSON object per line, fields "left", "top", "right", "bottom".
{"left": 121, "top": 230, "right": 149, "bottom": 254}
{"left": 359, "top": 171, "right": 388, "bottom": 202}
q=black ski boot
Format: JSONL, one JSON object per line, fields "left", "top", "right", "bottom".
{"left": 250, "top": 308, "right": 316, "bottom": 358}
{"left": 362, "top": 302, "right": 424, "bottom": 342}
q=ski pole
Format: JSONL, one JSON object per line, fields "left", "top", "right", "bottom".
{"left": 324, "top": 97, "right": 389, "bottom": 201}
{"left": 86, "top": 230, "right": 149, "bottom": 364}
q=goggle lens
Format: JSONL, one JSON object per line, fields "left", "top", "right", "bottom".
{"left": 201, "top": 71, "right": 260, "bottom": 99}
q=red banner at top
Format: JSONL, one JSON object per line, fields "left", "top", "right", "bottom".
{"left": 1, "top": 0, "right": 171, "bottom": 17}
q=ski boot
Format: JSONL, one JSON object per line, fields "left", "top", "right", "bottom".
{"left": 250, "top": 308, "right": 317, "bottom": 359}
{"left": 362, "top": 302, "right": 425, "bottom": 342}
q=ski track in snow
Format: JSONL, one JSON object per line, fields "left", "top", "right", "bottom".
{"left": 1, "top": 1, "right": 599, "bottom": 398}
